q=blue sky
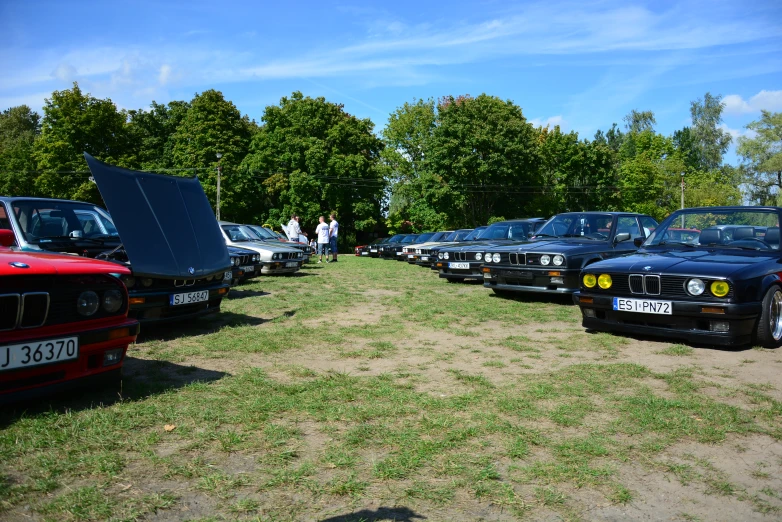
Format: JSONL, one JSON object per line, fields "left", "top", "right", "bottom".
{"left": 1, "top": 0, "right": 781, "bottom": 163}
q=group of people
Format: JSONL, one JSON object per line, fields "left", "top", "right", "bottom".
{"left": 288, "top": 213, "right": 339, "bottom": 263}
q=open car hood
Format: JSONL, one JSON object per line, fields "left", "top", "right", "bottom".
{"left": 85, "top": 153, "right": 230, "bottom": 278}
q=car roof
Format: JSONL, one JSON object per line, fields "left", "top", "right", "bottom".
{"left": 0, "top": 196, "right": 97, "bottom": 206}
{"left": 676, "top": 206, "right": 782, "bottom": 212}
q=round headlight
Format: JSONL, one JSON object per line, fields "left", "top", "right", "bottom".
{"left": 540, "top": 255, "right": 551, "bottom": 266}
{"left": 141, "top": 278, "right": 153, "bottom": 287}
{"left": 77, "top": 291, "right": 99, "bottom": 316}
{"left": 438, "top": 253, "right": 443, "bottom": 259}
{"left": 444, "top": 252, "right": 449, "bottom": 260}
{"left": 686, "top": 278, "right": 705, "bottom": 296}
{"left": 598, "top": 274, "right": 613, "bottom": 289}
{"left": 475, "top": 253, "right": 483, "bottom": 261}
{"left": 254, "top": 255, "right": 260, "bottom": 262}
{"left": 583, "top": 274, "right": 597, "bottom": 288}
{"left": 234, "top": 257, "right": 240, "bottom": 266}
{"left": 102, "top": 288, "right": 123, "bottom": 313}
{"left": 553, "top": 255, "right": 564, "bottom": 266}
{"left": 711, "top": 280, "right": 730, "bottom": 297}
{"left": 492, "top": 253, "right": 501, "bottom": 263}
{"left": 120, "top": 275, "right": 136, "bottom": 288}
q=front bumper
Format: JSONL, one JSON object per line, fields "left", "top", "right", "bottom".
{"left": 128, "top": 283, "right": 229, "bottom": 323}
{"left": 260, "top": 260, "right": 301, "bottom": 275}
{"left": 1, "top": 319, "right": 139, "bottom": 404}
{"left": 483, "top": 267, "right": 580, "bottom": 294}
{"left": 573, "top": 291, "right": 759, "bottom": 346}
{"left": 437, "top": 261, "right": 485, "bottom": 280}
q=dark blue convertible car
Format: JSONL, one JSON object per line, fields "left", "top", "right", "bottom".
{"left": 574, "top": 206, "right": 782, "bottom": 347}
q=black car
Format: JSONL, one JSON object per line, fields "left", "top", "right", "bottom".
{"left": 401, "top": 231, "right": 453, "bottom": 263}
{"left": 437, "top": 219, "right": 547, "bottom": 281}
{"left": 367, "top": 237, "right": 392, "bottom": 258}
{"left": 574, "top": 206, "right": 782, "bottom": 347}
{"left": 0, "top": 155, "right": 233, "bottom": 323}
{"left": 377, "top": 235, "right": 407, "bottom": 258}
{"left": 380, "top": 234, "right": 420, "bottom": 259}
{"left": 227, "top": 246, "right": 263, "bottom": 286}
{"left": 427, "top": 228, "right": 486, "bottom": 269}
{"left": 483, "top": 212, "right": 658, "bottom": 295}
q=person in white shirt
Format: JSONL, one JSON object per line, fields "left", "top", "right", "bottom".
{"left": 315, "top": 216, "right": 330, "bottom": 263}
{"left": 329, "top": 213, "right": 339, "bottom": 262}
{"left": 287, "top": 214, "right": 306, "bottom": 242}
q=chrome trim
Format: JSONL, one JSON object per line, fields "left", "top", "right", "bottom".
{"left": 20, "top": 292, "right": 50, "bottom": 329}
{"left": 509, "top": 253, "right": 526, "bottom": 266}
{"left": 629, "top": 274, "right": 644, "bottom": 294}
{"left": 0, "top": 293, "right": 21, "bottom": 331}
{"left": 644, "top": 275, "right": 661, "bottom": 296}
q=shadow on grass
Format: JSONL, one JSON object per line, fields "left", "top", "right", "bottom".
{"left": 226, "top": 288, "right": 271, "bottom": 299}
{"left": 319, "top": 507, "right": 426, "bottom": 522}
{"left": 583, "top": 328, "right": 754, "bottom": 352}
{"left": 0, "top": 358, "right": 226, "bottom": 426}
{"left": 488, "top": 289, "right": 575, "bottom": 306}
{"left": 136, "top": 310, "right": 294, "bottom": 343}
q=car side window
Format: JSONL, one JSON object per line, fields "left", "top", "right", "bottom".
{"left": 0, "top": 205, "right": 9, "bottom": 230}
{"left": 616, "top": 217, "right": 642, "bottom": 240}
{"left": 639, "top": 217, "right": 657, "bottom": 237}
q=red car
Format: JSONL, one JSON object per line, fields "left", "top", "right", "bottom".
{"left": 0, "top": 229, "right": 139, "bottom": 404}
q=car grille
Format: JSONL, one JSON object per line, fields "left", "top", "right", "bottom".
{"left": 231, "top": 254, "right": 251, "bottom": 266}
{"left": 509, "top": 253, "right": 526, "bottom": 266}
{"left": 1, "top": 275, "right": 125, "bottom": 330}
{"left": 279, "top": 252, "right": 302, "bottom": 260}
{"left": 594, "top": 274, "right": 733, "bottom": 299}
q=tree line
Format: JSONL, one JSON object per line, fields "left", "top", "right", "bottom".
{"left": 1, "top": 83, "right": 780, "bottom": 245}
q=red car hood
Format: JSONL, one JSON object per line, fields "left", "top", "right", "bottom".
{"left": 0, "top": 249, "right": 131, "bottom": 277}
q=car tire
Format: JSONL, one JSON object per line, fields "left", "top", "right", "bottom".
{"left": 756, "top": 285, "right": 782, "bottom": 348}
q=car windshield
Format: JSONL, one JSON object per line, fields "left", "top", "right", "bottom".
{"left": 10, "top": 199, "right": 120, "bottom": 243}
{"left": 388, "top": 235, "right": 405, "bottom": 243}
{"left": 480, "top": 222, "right": 532, "bottom": 240}
{"left": 646, "top": 209, "right": 780, "bottom": 250}
{"left": 427, "top": 232, "right": 449, "bottom": 242}
{"left": 535, "top": 213, "right": 614, "bottom": 239}
{"left": 223, "top": 224, "right": 256, "bottom": 242}
{"left": 468, "top": 227, "right": 488, "bottom": 239}
{"left": 248, "top": 225, "right": 276, "bottom": 239}
{"left": 401, "top": 235, "right": 419, "bottom": 243}
{"left": 416, "top": 233, "right": 435, "bottom": 242}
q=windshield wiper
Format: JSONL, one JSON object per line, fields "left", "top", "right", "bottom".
{"left": 658, "top": 241, "right": 696, "bottom": 247}
{"left": 36, "top": 235, "right": 111, "bottom": 244}
{"left": 532, "top": 233, "right": 556, "bottom": 238}
{"left": 562, "top": 234, "right": 597, "bottom": 239}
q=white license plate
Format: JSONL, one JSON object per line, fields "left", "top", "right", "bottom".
{"left": 613, "top": 297, "right": 672, "bottom": 315}
{"left": 408, "top": 254, "right": 414, "bottom": 259}
{"left": 285, "top": 262, "right": 299, "bottom": 267}
{"left": 170, "top": 290, "right": 209, "bottom": 306}
{"left": 396, "top": 252, "right": 402, "bottom": 255}
{"left": 224, "top": 271, "right": 232, "bottom": 280}
{"left": 361, "top": 252, "right": 369, "bottom": 255}
{"left": 421, "top": 256, "right": 429, "bottom": 261}
{"left": 1, "top": 337, "right": 78, "bottom": 371}
{"left": 241, "top": 265, "right": 254, "bottom": 272}
{"left": 449, "top": 262, "right": 470, "bottom": 269}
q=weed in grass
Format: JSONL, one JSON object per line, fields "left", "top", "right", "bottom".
{"left": 705, "top": 478, "right": 736, "bottom": 496}
{"left": 608, "top": 483, "right": 633, "bottom": 504}
{"left": 483, "top": 360, "right": 507, "bottom": 368}
{"left": 229, "top": 497, "right": 260, "bottom": 514}
{"left": 447, "top": 369, "right": 494, "bottom": 388}
{"left": 535, "top": 486, "right": 566, "bottom": 506}
{"left": 404, "top": 481, "right": 456, "bottom": 505}
{"left": 658, "top": 344, "right": 695, "bottom": 356}
{"left": 327, "top": 473, "right": 368, "bottom": 496}
{"left": 197, "top": 472, "right": 250, "bottom": 499}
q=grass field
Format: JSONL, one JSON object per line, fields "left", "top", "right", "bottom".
{"left": 2, "top": 256, "right": 782, "bottom": 521}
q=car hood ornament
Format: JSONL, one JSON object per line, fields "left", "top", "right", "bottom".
{"left": 643, "top": 266, "right": 652, "bottom": 271}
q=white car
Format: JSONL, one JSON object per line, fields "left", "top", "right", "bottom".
{"left": 219, "top": 221, "right": 303, "bottom": 275}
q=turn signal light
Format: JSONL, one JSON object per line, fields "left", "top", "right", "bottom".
{"left": 579, "top": 296, "right": 594, "bottom": 304}
{"left": 128, "top": 297, "right": 145, "bottom": 305}
{"left": 548, "top": 271, "right": 561, "bottom": 276}
{"left": 218, "top": 288, "right": 228, "bottom": 295}
{"left": 108, "top": 328, "right": 130, "bottom": 340}
{"left": 482, "top": 267, "right": 491, "bottom": 273}
{"left": 701, "top": 307, "right": 725, "bottom": 314}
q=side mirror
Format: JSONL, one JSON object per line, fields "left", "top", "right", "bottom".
{"left": 633, "top": 237, "right": 644, "bottom": 247}
{"left": 614, "top": 232, "right": 631, "bottom": 244}
{"left": 0, "top": 229, "right": 15, "bottom": 247}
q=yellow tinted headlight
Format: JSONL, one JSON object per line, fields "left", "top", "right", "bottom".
{"left": 710, "top": 280, "right": 730, "bottom": 297}
{"left": 583, "top": 274, "right": 597, "bottom": 288}
{"left": 598, "top": 274, "right": 613, "bottom": 289}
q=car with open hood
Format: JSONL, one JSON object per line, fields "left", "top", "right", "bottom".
{"left": 0, "top": 156, "right": 233, "bottom": 323}
{"left": 0, "top": 229, "right": 139, "bottom": 404}
{"left": 574, "top": 206, "right": 782, "bottom": 347}
{"left": 245, "top": 224, "right": 312, "bottom": 263}
{"left": 219, "top": 222, "right": 304, "bottom": 274}
{"left": 482, "top": 212, "right": 657, "bottom": 295}
{"left": 436, "top": 219, "right": 547, "bottom": 281}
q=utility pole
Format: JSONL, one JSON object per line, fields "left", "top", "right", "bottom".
{"left": 216, "top": 152, "right": 223, "bottom": 220}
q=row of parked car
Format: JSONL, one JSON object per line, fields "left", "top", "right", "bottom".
{"left": 357, "top": 207, "right": 782, "bottom": 348}
{"left": 1, "top": 154, "right": 309, "bottom": 404}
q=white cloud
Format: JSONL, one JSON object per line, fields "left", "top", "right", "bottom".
{"left": 530, "top": 115, "right": 566, "bottom": 129}
{"left": 723, "top": 90, "right": 782, "bottom": 115}
{"left": 159, "top": 64, "right": 172, "bottom": 85}
{"left": 53, "top": 63, "right": 77, "bottom": 82}
{"left": 718, "top": 123, "right": 757, "bottom": 141}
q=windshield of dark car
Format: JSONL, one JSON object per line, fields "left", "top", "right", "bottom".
{"left": 222, "top": 225, "right": 255, "bottom": 242}
{"left": 428, "top": 232, "right": 448, "bottom": 242}
{"left": 11, "top": 200, "right": 120, "bottom": 243}
{"left": 249, "top": 225, "right": 276, "bottom": 239}
{"left": 416, "top": 233, "right": 435, "bottom": 242}
{"left": 646, "top": 209, "right": 780, "bottom": 250}
{"left": 401, "top": 235, "right": 419, "bottom": 243}
{"left": 480, "top": 222, "right": 531, "bottom": 240}
{"left": 469, "top": 227, "right": 489, "bottom": 239}
{"left": 535, "top": 213, "right": 614, "bottom": 239}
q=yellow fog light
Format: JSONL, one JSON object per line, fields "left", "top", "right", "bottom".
{"left": 583, "top": 274, "right": 597, "bottom": 288}
{"left": 711, "top": 281, "right": 730, "bottom": 297}
{"left": 598, "top": 274, "right": 613, "bottom": 289}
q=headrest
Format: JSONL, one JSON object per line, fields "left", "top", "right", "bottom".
{"left": 732, "top": 227, "right": 754, "bottom": 240}
{"left": 699, "top": 228, "right": 723, "bottom": 245}
{"left": 765, "top": 227, "right": 780, "bottom": 245}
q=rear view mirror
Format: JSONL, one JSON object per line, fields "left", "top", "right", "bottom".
{"left": 633, "top": 237, "right": 644, "bottom": 247}
{"left": 614, "top": 232, "right": 631, "bottom": 243}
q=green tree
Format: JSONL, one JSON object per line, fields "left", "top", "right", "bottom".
{"left": 0, "top": 105, "right": 40, "bottom": 196}
{"left": 689, "top": 92, "right": 731, "bottom": 171}
{"left": 623, "top": 110, "right": 656, "bottom": 134}
{"left": 169, "top": 89, "right": 255, "bottom": 221}
{"left": 241, "top": 91, "right": 385, "bottom": 243}
{"left": 126, "top": 100, "right": 190, "bottom": 170}
{"left": 426, "top": 94, "right": 541, "bottom": 227}
{"left": 738, "top": 111, "right": 782, "bottom": 205}
{"left": 34, "top": 83, "right": 133, "bottom": 202}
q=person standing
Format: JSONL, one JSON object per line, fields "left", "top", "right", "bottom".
{"left": 329, "top": 213, "right": 339, "bottom": 262}
{"left": 315, "top": 216, "right": 330, "bottom": 263}
{"left": 287, "top": 214, "right": 306, "bottom": 242}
